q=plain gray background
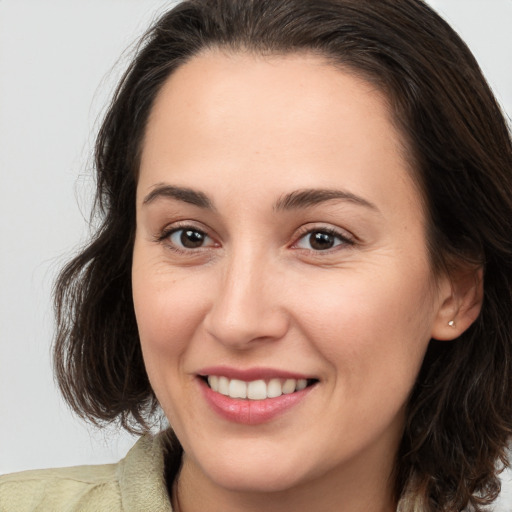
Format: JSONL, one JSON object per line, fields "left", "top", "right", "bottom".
{"left": 1, "top": 0, "right": 511, "bottom": 506}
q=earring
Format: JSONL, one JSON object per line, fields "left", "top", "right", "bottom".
{"left": 448, "top": 320, "right": 456, "bottom": 328}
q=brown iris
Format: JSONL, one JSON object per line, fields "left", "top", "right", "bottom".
{"left": 309, "top": 231, "right": 336, "bottom": 250}
{"left": 180, "top": 229, "right": 206, "bottom": 248}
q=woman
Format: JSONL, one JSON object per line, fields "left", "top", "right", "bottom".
{"left": 1, "top": 0, "right": 511, "bottom": 510}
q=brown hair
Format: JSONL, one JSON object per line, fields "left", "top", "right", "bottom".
{"left": 54, "top": 1, "right": 512, "bottom": 510}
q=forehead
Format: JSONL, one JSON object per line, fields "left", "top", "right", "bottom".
{"left": 138, "top": 51, "right": 420, "bottom": 217}
{"left": 143, "top": 51, "right": 395, "bottom": 157}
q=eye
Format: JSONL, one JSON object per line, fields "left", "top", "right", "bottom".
{"left": 168, "top": 227, "right": 214, "bottom": 249}
{"left": 295, "top": 229, "right": 352, "bottom": 251}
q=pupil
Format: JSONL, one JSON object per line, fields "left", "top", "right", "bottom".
{"left": 181, "top": 229, "right": 204, "bottom": 248}
{"left": 310, "top": 232, "right": 334, "bottom": 250}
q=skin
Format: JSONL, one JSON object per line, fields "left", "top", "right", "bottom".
{"left": 132, "top": 51, "right": 475, "bottom": 512}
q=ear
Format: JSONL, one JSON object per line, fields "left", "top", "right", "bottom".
{"left": 430, "top": 265, "right": 483, "bottom": 341}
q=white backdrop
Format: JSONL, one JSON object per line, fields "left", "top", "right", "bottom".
{"left": 1, "top": 0, "right": 511, "bottom": 506}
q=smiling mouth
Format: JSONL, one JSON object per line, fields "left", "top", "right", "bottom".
{"left": 202, "top": 376, "right": 318, "bottom": 400}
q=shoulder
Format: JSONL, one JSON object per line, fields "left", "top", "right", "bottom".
{"left": 0, "top": 432, "right": 175, "bottom": 512}
{"left": 0, "top": 462, "right": 121, "bottom": 512}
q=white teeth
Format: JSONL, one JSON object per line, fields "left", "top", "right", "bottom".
{"left": 228, "top": 379, "right": 247, "bottom": 399}
{"left": 282, "top": 379, "right": 296, "bottom": 394}
{"left": 267, "top": 378, "right": 283, "bottom": 398}
{"left": 206, "top": 376, "right": 311, "bottom": 400}
{"left": 247, "top": 380, "right": 267, "bottom": 400}
{"left": 218, "top": 376, "right": 229, "bottom": 395}
{"left": 208, "top": 375, "right": 219, "bottom": 392}
{"left": 296, "top": 379, "right": 307, "bottom": 391}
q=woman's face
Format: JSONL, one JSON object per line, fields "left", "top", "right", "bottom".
{"left": 132, "top": 52, "right": 451, "bottom": 497}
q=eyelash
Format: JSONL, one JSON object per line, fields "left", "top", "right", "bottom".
{"left": 155, "top": 223, "right": 355, "bottom": 254}
{"left": 292, "top": 226, "right": 355, "bottom": 252}
{"left": 155, "top": 222, "right": 216, "bottom": 254}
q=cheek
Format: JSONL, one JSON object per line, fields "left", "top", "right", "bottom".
{"left": 292, "top": 262, "right": 436, "bottom": 386}
{"left": 132, "top": 268, "right": 213, "bottom": 430}
{"left": 131, "top": 250, "right": 209, "bottom": 381}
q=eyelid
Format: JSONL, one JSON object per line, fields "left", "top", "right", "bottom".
{"left": 291, "top": 224, "right": 356, "bottom": 251}
{"left": 155, "top": 221, "right": 219, "bottom": 251}
{"left": 154, "top": 221, "right": 355, "bottom": 254}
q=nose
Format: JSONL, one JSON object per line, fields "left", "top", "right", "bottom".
{"left": 203, "top": 249, "right": 289, "bottom": 349}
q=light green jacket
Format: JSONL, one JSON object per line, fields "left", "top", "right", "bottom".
{"left": 0, "top": 433, "right": 174, "bottom": 511}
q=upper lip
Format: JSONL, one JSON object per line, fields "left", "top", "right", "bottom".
{"left": 197, "top": 366, "right": 315, "bottom": 381}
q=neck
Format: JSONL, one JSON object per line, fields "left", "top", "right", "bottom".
{"left": 172, "top": 452, "right": 397, "bottom": 512}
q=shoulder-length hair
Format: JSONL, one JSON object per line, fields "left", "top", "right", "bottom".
{"left": 54, "top": 1, "right": 512, "bottom": 510}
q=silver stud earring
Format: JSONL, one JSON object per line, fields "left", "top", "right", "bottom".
{"left": 448, "top": 320, "right": 456, "bottom": 328}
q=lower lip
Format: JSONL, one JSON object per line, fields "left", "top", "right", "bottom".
{"left": 199, "top": 379, "right": 314, "bottom": 425}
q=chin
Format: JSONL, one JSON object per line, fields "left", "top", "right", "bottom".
{"left": 187, "top": 443, "right": 318, "bottom": 494}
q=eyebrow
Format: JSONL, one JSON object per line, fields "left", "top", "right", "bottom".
{"left": 274, "top": 188, "right": 379, "bottom": 212}
{"left": 143, "top": 184, "right": 214, "bottom": 209}
{"left": 142, "top": 184, "right": 378, "bottom": 213}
